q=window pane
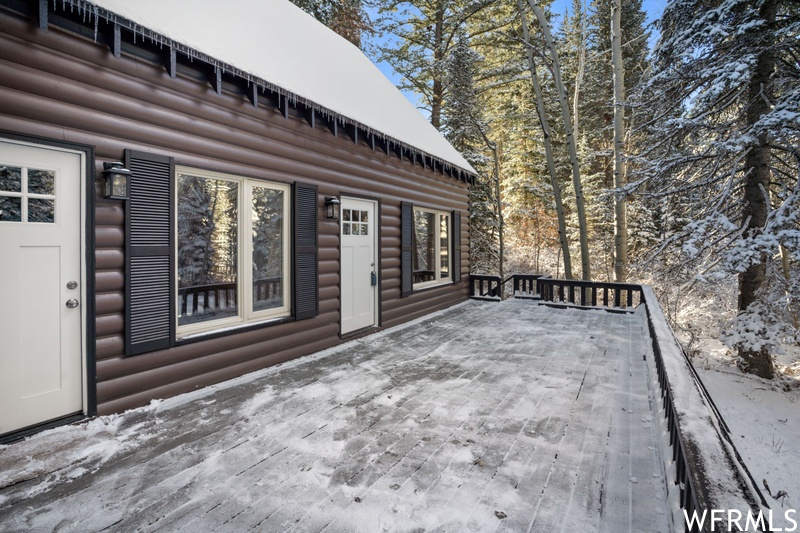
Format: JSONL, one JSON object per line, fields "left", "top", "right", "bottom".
{"left": 0, "top": 166, "right": 21, "bottom": 193}
{"left": 413, "top": 210, "right": 435, "bottom": 283}
{"left": 440, "top": 215, "right": 449, "bottom": 278}
{"left": 252, "top": 186, "right": 284, "bottom": 312}
{"left": 343, "top": 223, "right": 350, "bottom": 235}
{"left": 343, "top": 209, "right": 351, "bottom": 222}
{"left": 0, "top": 196, "right": 21, "bottom": 221}
{"left": 28, "top": 169, "right": 55, "bottom": 195}
{"left": 28, "top": 198, "right": 55, "bottom": 223}
{"left": 177, "top": 174, "right": 239, "bottom": 326}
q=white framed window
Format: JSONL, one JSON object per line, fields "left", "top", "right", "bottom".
{"left": 413, "top": 207, "right": 450, "bottom": 289}
{"left": 175, "top": 166, "right": 291, "bottom": 337}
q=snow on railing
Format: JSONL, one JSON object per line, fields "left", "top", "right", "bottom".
{"left": 641, "top": 286, "right": 770, "bottom": 532}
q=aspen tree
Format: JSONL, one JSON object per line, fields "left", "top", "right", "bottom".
{"left": 528, "top": 1, "right": 591, "bottom": 280}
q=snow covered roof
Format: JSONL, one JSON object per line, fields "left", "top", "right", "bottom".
{"left": 87, "top": 0, "right": 476, "bottom": 176}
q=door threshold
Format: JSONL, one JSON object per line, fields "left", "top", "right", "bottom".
{"left": 340, "top": 325, "right": 380, "bottom": 340}
{"left": 0, "top": 413, "right": 86, "bottom": 445}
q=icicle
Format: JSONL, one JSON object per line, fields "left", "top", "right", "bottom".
{"left": 93, "top": 8, "right": 98, "bottom": 42}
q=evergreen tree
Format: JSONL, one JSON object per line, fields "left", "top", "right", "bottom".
{"left": 634, "top": 0, "right": 800, "bottom": 378}
{"left": 376, "top": 0, "right": 497, "bottom": 128}
{"left": 443, "top": 33, "right": 499, "bottom": 275}
{"left": 289, "top": 0, "right": 372, "bottom": 48}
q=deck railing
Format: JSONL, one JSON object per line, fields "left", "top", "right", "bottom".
{"left": 468, "top": 274, "right": 502, "bottom": 301}
{"left": 537, "top": 277, "right": 643, "bottom": 310}
{"left": 470, "top": 274, "right": 770, "bottom": 531}
{"left": 509, "top": 273, "right": 546, "bottom": 299}
{"left": 178, "top": 277, "right": 282, "bottom": 317}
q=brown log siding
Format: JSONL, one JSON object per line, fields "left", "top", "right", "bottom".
{"left": 0, "top": 11, "right": 470, "bottom": 415}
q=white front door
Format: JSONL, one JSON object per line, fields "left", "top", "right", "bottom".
{"left": 0, "top": 140, "right": 84, "bottom": 436}
{"left": 340, "top": 198, "right": 377, "bottom": 335}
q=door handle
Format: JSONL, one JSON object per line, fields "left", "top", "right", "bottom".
{"left": 66, "top": 299, "right": 79, "bottom": 309}
{"left": 371, "top": 271, "right": 377, "bottom": 286}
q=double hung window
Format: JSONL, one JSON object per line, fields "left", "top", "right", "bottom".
{"left": 176, "top": 166, "right": 290, "bottom": 337}
{"left": 412, "top": 207, "right": 450, "bottom": 289}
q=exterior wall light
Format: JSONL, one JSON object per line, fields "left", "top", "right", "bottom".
{"left": 103, "top": 161, "right": 131, "bottom": 200}
{"left": 324, "top": 196, "right": 341, "bottom": 220}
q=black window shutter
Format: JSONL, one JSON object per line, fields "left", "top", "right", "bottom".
{"left": 401, "top": 201, "right": 414, "bottom": 297}
{"left": 124, "top": 150, "right": 175, "bottom": 356}
{"left": 293, "top": 182, "right": 318, "bottom": 320}
{"left": 452, "top": 210, "right": 462, "bottom": 283}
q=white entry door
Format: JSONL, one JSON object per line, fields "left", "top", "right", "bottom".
{"left": 0, "top": 140, "right": 84, "bottom": 436}
{"left": 340, "top": 198, "right": 378, "bottom": 335}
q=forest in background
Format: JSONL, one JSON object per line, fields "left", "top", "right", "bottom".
{"left": 290, "top": 0, "right": 799, "bottom": 381}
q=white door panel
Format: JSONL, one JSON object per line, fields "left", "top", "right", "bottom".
{"left": 0, "top": 140, "right": 84, "bottom": 436}
{"left": 340, "top": 198, "right": 377, "bottom": 334}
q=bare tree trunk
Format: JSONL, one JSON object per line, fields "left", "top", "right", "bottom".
{"left": 518, "top": 0, "right": 573, "bottom": 279}
{"left": 473, "top": 121, "right": 505, "bottom": 295}
{"left": 738, "top": 0, "right": 776, "bottom": 379}
{"left": 528, "top": 1, "right": 591, "bottom": 280}
{"left": 431, "top": 3, "right": 445, "bottom": 129}
{"left": 611, "top": 0, "right": 628, "bottom": 282}
{"left": 779, "top": 244, "right": 790, "bottom": 281}
{"left": 573, "top": 4, "right": 586, "bottom": 141}
{"left": 495, "top": 143, "right": 504, "bottom": 297}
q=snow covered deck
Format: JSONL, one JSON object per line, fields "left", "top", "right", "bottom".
{"left": 0, "top": 300, "right": 673, "bottom": 531}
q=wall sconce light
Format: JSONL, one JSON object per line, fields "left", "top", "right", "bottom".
{"left": 324, "top": 196, "right": 341, "bottom": 220}
{"left": 103, "top": 161, "right": 131, "bottom": 200}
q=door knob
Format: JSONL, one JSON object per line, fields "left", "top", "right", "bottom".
{"left": 66, "top": 299, "right": 79, "bottom": 309}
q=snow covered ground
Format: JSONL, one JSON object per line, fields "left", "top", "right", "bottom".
{"left": 691, "top": 339, "right": 800, "bottom": 529}
{"left": 0, "top": 300, "right": 673, "bottom": 532}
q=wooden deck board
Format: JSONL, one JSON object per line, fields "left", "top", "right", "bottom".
{"left": 0, "top": 300, "right": 673, "bottom": 532}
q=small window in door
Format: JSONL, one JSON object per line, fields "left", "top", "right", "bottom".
{"left": 342, "top": 208, "right": 368, "bottom": 236}
{"left": 0, "top": 165, "right": 56, "bottom": 223}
